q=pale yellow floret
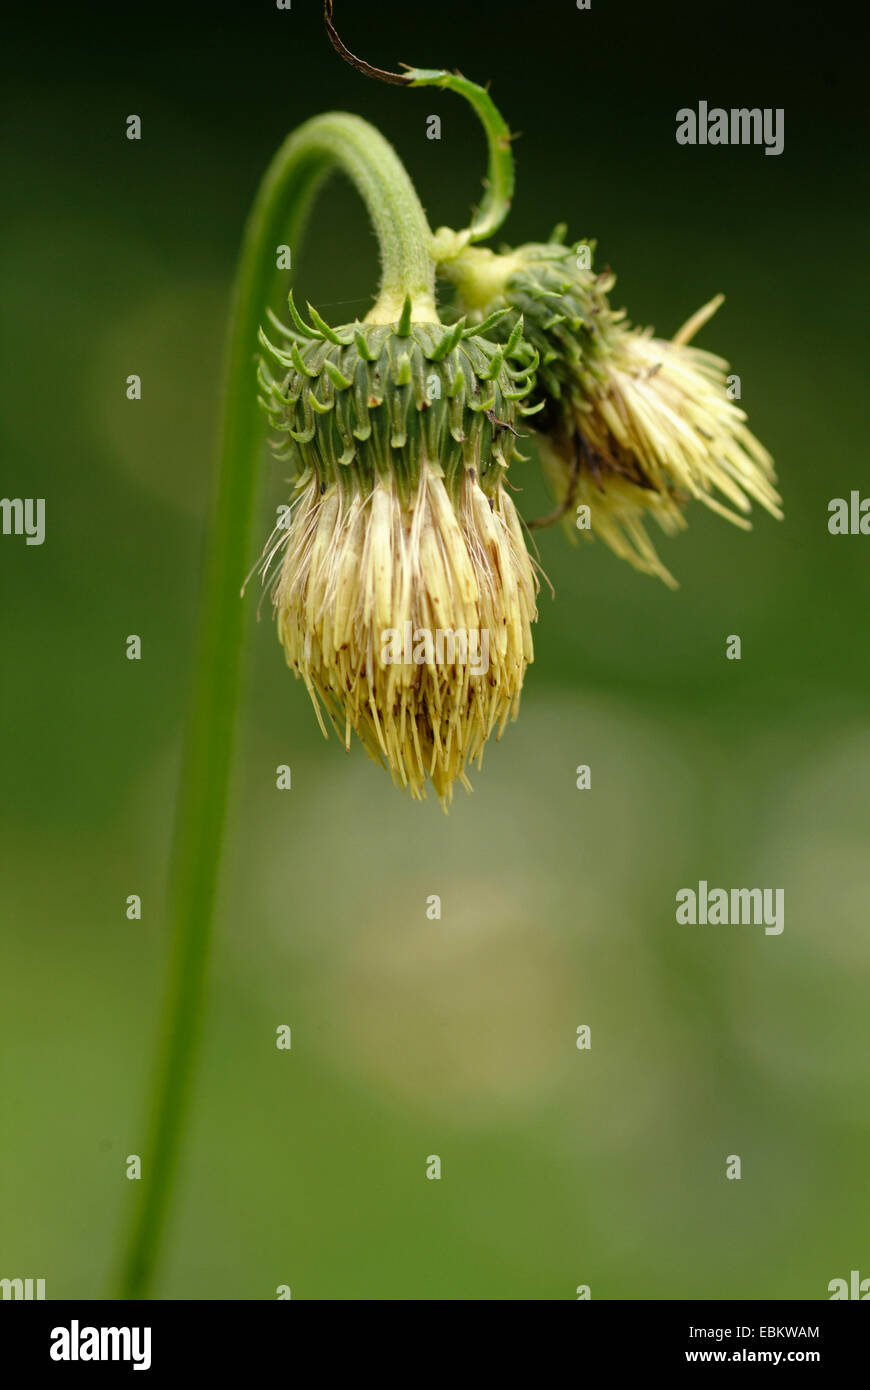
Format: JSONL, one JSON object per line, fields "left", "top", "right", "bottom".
{"left": 544, "top": 302, "right": 781, "bottom": 586}
{"left": 271, "top": 460, "right": 539, "bottom": 806}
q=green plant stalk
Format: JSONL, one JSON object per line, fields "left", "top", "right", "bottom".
{"left": 322, "top": 3, "right": 515, "bottom": 248}
{"left": 116, "top": 113, "right": 436, "bottom": 1300}
{"left": 407, "top": 68, "right": 515, "bottom": 245}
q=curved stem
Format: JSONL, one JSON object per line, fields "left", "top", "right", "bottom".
{"left": 406, "top": 68, "right": 515, "bottom": 245}
{"left": 323, "top": 2, "right": 516, "bottom": 248}
{"left": 115, "top": 113, "right": 436, "bottom": 1300}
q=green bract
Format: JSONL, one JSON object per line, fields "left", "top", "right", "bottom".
{"left": 258, "top": 294, "right": 541, "bottom": 497}
{"left": 441, "top": 235, "right": 618, "bottom": 438}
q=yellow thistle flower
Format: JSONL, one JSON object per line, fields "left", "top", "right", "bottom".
{"left": 444, "top": 239, "right": 782, "bottom": 586}
{"left": 257, "top": 297, "right": 540, "bottom": 804}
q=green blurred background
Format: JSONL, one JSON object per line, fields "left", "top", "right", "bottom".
{"left": 1, "top": 0, "right": 867, "bottom": 1299}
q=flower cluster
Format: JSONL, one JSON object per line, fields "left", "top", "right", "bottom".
{"left": 254, "top": 72, "right": 780, "bottom": 803}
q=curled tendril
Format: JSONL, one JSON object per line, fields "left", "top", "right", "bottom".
{"left": 323, "top": 0, "right": 515, "bottom": 244}
{"left": 323, "top": 0, "right": 411, "bottom": 86}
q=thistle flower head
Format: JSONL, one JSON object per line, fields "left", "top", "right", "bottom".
{"left": 445, "top": 237, "right": 782, "bottom": 586}
{"left": 256, "top": 296, "right": 540, "bottom": 803}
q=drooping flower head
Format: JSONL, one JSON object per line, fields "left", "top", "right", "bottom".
{"left": 443, "top": 235, "right": 782, "bottom": 586}
{"left": 257, "top": 295, "right": 540, "bottom": 804}
{"left": 245, "top": 19, "right": 784, "bottom": 805}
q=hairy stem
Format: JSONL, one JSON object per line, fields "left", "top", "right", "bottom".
{"left": 116, "top": 113, "right": 436, "bottom": 1299}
